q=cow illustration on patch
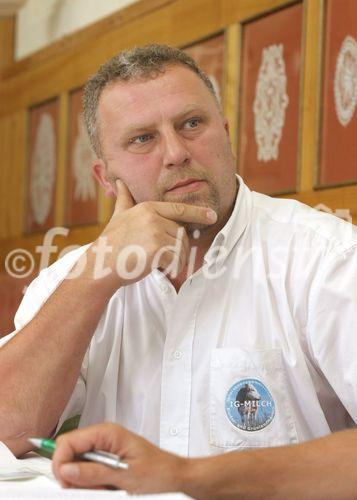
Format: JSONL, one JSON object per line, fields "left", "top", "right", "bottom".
{"left": 225, "top": 378, "right": 275, "bottom": 431}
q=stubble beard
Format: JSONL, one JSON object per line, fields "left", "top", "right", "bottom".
{"left": 158, "top": 180, "right": 220, "bottom": 236}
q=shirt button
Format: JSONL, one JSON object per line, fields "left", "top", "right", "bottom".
{"left": 173, "top": 350, "right": 183, "bottom": 360}
{"left": 169, "top": 426, "right": 179, "bottom": 436}
{"left": 161, "top": 284, "right": 169, "bottom": 293}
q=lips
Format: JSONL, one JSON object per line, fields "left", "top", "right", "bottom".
{"left": 166, "top": 178, "right": 202, "bottom": 192}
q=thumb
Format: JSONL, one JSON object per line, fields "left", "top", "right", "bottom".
{"left": 114, "top": 179, "right": 135, "bottom": 213}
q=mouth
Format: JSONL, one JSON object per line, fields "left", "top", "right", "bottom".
{"left": 165, "top": 179, "right": 206, "bottom": 195}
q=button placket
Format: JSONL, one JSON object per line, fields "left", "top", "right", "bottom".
{"left": 159, "top": 274, "right": 205, "bottom": 456}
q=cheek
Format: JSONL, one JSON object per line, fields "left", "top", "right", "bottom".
{"left": 117, "top": 154, "right": 160, "bottom": 203}
{"left": 194, "top": 130, "right": 231, "bottom": 164}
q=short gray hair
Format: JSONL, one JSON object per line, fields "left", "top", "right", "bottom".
{"left": 83, "top": 44, "right": 219, "bottom": 157}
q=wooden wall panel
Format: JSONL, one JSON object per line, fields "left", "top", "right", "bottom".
{"left": 0, "top": 16, "right": 14, "bottom": 70}
{"left": 224, "top": 24, "right": 241, "bottom": 154}
{"left": 0, "top": 110, "right": 26, "bottom": 239}
{"left": 237, "top": 2, "right": 304, "bottom": 195}
{"left": 0, "top": 0, "right": 356, "bottom": 333}
{"left": 56, "top": 92, "right": 69, "bottom": 226}
{"left": 318, "top": 0, "right": 357, "bottom": 187}
{"left": 65, "top": 88, "right": 98, "bottom": 226}
{"left": 299, "top": 0, "right": 324, "bottom": 191}
{"left": 0, "top": 0, "right": 297, "bottom": 118}
{"left": 26, "top": 98, "right": 59, "bottom": 233}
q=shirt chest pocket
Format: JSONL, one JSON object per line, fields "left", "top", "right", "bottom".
{"left": 210, "top": 348, "right": 298, "bottom": 450}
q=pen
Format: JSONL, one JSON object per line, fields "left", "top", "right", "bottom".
{"left": 28, "top": 437, "right": 129, "bottom": 470}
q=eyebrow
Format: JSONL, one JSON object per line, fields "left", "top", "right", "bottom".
{"left": 121, "top": 104, "right": 207, "bottom": 136}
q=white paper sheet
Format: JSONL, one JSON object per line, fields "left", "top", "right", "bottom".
{"left": 0, "top": 476, "right": 190, "bottom": 499}
{"left": 0, "top": 475, "right": 128, "bottom": 498}
{"left": 0, "top": 441, "right": 53, "bottom": 480}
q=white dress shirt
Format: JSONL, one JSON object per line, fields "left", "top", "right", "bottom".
{"left": 2, "top": 176, "right": 357, "bottom": 457}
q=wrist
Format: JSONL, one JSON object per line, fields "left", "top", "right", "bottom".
{"left": 179, "top": 456, "right": 214, "bottom": 500}
{"left": 173, "top": 456, "right": 192, "bottom": 493}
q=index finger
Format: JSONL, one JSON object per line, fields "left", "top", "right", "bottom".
{"left": 52, "top": 425, "right": 113, "bottom": 480}
{"left": 150, "top": 201, "right": 217, "bottom": 225}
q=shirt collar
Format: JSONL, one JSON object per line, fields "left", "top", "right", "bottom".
{"left": 203, "top": 175, "right": 252, "bottom": 268}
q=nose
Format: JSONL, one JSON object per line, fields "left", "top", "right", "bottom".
{"left": 161, "top": 129, "right": 191, "bottom": 167}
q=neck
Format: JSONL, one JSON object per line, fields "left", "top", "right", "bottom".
{"left": 169, "top": 186, "right": 238, "bottom": 292}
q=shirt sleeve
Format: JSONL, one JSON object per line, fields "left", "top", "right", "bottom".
{"left": 306, "top": 240, "right": 357, "bottom": 422}
{"left": 0, "top": 244, "right": 91, "bottom": 430}
{"left": 14, "top": 244, "right": 90, "bottom": 331}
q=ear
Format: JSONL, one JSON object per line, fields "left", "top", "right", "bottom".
{"left": 92, "top": 159, "right": 116, "bottom": 198}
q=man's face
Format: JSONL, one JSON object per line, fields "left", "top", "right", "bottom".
{"left": 94, "top": 64, "right": 237, "bottom": 230}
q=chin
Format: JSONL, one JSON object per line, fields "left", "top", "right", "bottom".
{"left": 165, "top": 190, "right": 218, "bottom": 209}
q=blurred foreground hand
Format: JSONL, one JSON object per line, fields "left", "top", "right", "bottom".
{"left": 52, "top": 422, "right": 188, "bottom": 494}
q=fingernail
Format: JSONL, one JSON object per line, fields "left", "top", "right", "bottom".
{"left": 206, "top": 210, "right": 217, "bottom": 222}
{"left": 60, "top": 463, "right": 80, "bottom": 480}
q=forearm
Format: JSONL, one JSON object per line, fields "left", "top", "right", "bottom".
{"left": 182, "top": 430, "right": 357, "bottom": 500}
{"left": 0, "top": 250, "right": 119, "bottom": 456}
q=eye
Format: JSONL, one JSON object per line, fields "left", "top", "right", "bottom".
{"left": 183, "top": 117, "right": 201, "bottom": 129}
{"left": 129, "top": 133, "right": 153, "bottom": 145}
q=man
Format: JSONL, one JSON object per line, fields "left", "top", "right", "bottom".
{"left": 0, "top": 44, "right": 356, "bottom": 497}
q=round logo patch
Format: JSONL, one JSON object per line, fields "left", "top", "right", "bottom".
{"left": 225, "top": 378, "right": 275, "bottom": 431}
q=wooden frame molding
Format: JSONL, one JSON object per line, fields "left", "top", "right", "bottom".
{"left": 0, "top": 0, "right": 355, "bottom": 261}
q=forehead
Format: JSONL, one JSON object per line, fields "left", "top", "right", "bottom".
{"left": 98, "top": 65, "right": 218, "bottom": 125}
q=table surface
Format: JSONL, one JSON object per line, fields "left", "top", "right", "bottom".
{"left": 0, "top": 475, "right": 192, "bottom": 499}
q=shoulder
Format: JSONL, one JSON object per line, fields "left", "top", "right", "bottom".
{"left": 250, "top": 191, "right": 357, "bottom": 258}
{"left": 14, "top": 244, "right": 91, "bottom": 330}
